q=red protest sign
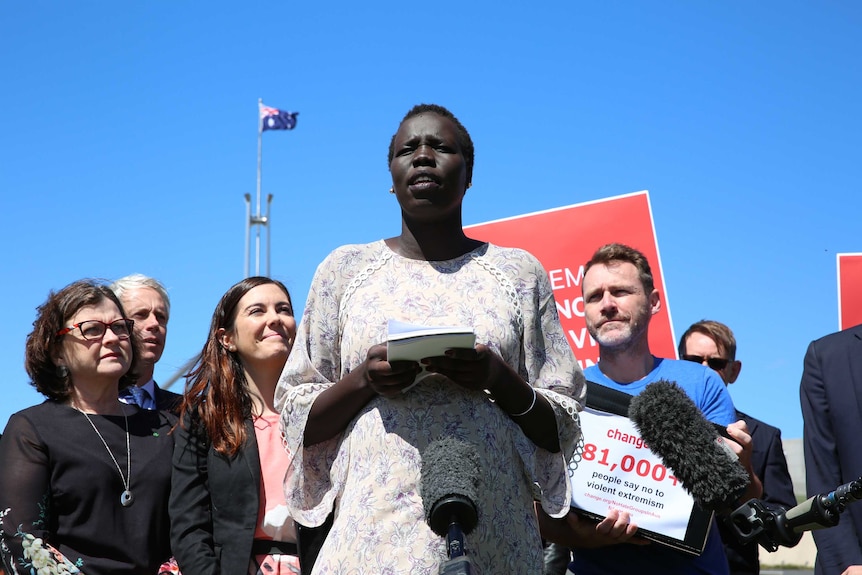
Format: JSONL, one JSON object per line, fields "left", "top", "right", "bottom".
{"left": 838, "top": 253, "right": 862, "bottom": 330}
{"left": 466, "top": 191, "right": 676, "bottom": 369}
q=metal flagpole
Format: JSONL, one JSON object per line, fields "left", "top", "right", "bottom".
{"left": 255, "top": 98, "right": 264, "bottom": 276}
{"left": 247, "top": 99, "right": 276, "bottom": 277}
{"left": 244, "top": 193, "right": 252, "bottom": 277}
{"left": 247, "top": 99, "right": 268, "bottom": 277}
{"left": 265, "top": 193, "right": 273, "bottom": 277}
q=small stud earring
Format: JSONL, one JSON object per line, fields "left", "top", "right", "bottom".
{"left": 229, "top": 345, "right": 237, "bottom": 352}
{"left": 467, "top": 182, "right": 472, "bottom": 189}
{"left": 56, "top": 365, "right": 70, "bottom": 379}
{"left": 389, "top": 187, "right": 395, "bottom": 194}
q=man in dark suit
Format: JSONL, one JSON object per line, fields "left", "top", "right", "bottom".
{"left": 679, "top": 319, "right": 797, "bottom": 575}
{"left": 111, "top": 274, "right": 181, "bottom": 413}
{"left": 801, "top": 324, "right": 862, "bottom": 575}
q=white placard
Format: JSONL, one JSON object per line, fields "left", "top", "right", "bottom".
{"left": 570, "top": 407, "right": 699, "bottom": 542}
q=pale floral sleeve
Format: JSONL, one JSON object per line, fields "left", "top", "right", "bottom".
{"left": 508, "top": 249, "right": 585, "bottom": 519}
{"left": 275, "top": 246, "right": 355, "bottom": 528}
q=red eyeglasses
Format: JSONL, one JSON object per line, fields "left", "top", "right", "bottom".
{"left": 56, "top": 319, "right": 134, "bottom": 341}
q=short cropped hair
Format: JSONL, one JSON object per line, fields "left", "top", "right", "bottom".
{"left": 111, "top": 273, "right": 171, "bottom": 320}
{"left": 678, "top": 319, "right": 738, "bottom": 360}
{"left": 583, "top": 243, "right": 655, "bottom": 294}
{"left": 25, "top": 279, "right": 140, "bottom": 401}
{"left": 387, "top": 103, "right": 475, "bottom": 185}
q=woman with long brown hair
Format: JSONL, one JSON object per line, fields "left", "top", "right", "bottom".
{"left": 170, "top": 276, "right": 300, "bottom": 575}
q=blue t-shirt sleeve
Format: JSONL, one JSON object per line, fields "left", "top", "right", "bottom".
{"left": 583, "top": 365, "right": 602, "bottom": 384}
{"left": 698, "top": 369, "right": 737, "bottom": 426}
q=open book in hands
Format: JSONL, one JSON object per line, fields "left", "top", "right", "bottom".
{"left": 386, "top": 320, "right": 476, "bottom": 391}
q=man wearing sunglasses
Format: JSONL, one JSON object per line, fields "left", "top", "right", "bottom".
{"left": 111, "top": 274, "right": 181, "bottom": 414}
{"left": 679, "top": 320, "right": 796, "bottom": 575}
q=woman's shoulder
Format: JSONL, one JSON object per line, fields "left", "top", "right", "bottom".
{"left": 481, "top": 243, "right": 550, "bottom": 283}
{"left": 2, "top": 401, "right": 64, "bottom": 441}
{"left": 318, "top": 240, "right": 386, "bottom": 269}
{"left": 483, "top": 243, "right": 545, "bottom": 267}
{"left": 10, "top": 400, "right": 63, "bottom": 421}
{"left": 309, "top": 241, "right": 391, "bottom": 293}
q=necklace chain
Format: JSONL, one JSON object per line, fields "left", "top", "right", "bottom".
{"left": 76, "top": 405, "right": 131, "bottom": 496}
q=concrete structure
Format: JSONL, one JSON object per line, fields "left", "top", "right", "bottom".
{"left": 760, "top": 438, "right": 816, "bottom": 569}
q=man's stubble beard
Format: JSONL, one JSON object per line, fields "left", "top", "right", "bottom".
{"left": 588, "top": 310, "right": 650, "bottom": 355}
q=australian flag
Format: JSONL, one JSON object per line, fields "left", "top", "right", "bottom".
{"left": 260, "top": 102, "right": 298, "bottom": 131}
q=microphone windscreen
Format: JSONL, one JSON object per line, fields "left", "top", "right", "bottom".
{"left": 628, "top": 379, "right": 749, "bottom": 511}
{"left": 420, "top": 436, "right": 481, "bottom": 536}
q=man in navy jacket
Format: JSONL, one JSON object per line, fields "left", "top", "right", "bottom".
{"left": 801, "top": 324, "right": 862, "bottom": 574}
{"left": 680, "top": 320, "right": 796, "bottom": 575}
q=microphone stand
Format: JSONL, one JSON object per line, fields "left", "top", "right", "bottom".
{"left": 439, "top": 518, "right": 472, "bottom": 575}
{"left": 728, "top": 476, "right": 862, "bottom": 552}
{"left": 431, "top": 494, "right": 477, "bottom": 575}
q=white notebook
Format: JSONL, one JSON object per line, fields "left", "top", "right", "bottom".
{"left": 386, "top": 320, "right": 476, "bottom": 390}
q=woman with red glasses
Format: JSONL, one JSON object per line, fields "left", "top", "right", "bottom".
{"left": 0, "top": 279, "right": 174, "bottom": 575}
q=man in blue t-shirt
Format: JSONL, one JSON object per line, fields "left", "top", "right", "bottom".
{"left": 538, "top": 243, "right": 762, "bottom": 575}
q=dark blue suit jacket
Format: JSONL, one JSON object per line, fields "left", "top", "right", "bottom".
{"left": 718, "top": 411, "right": 796, "bottom": 574}
{"left": 153, "top": 383, "right": 182, "bottom": 414}
{"left": 800, "top": 325, "right": 862, "bottom": 575}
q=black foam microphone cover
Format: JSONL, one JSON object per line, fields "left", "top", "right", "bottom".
{"left": 628, "top": 379, "right": 749, "bottom": 511}
{"left": 420, "top": 436, "right": 481, "bottom": 537}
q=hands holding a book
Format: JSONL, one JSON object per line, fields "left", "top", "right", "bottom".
{"left": 365, "top": 340, "right": 507, "bottom": 397}
{"left": 352, "top": 337, "right": 562, "bottom": 453}
{"left": 420, "top": 343, "right": 504, "bottom": 393}
{"left": 308, "top": 319, "right": 562, "bottom": 452}
{"left": 304, "top": 341, "right": 502, "bottom": 444}
{"left": 362, "top": 343, "right": 423, "bottom": 398}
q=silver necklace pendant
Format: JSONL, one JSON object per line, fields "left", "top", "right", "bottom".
{"left": 75, "top": 403, "right": 134, "bottom": 510}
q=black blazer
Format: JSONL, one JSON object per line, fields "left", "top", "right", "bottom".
{"left": 718, "top": 411, "right": 796, "bottom": 574}
{"left": 154, "top": 384, "right": 182, "bottom": 414}
{"left": 800, "top": 325, "right": 862, "bottom": 575}
{"left": 170, "top": 417, "right": 261, "bottom": 575}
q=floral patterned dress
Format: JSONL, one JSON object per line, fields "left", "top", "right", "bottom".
{"left": 275, "top": 241, "right": 584, "bottom": 575}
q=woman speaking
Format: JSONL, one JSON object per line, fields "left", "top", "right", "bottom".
{"left": 275, "top": 104, "right": 585, "bottom": 574}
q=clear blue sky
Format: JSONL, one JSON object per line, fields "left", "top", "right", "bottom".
{"left": 2, "top": 2, "right": 860, "bottom": 440}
